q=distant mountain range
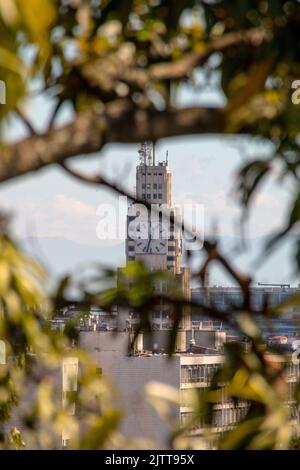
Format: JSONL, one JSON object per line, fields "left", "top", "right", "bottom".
{"left": 21, "top": 236, "right": 125, "bottom": 278}
{"left": 20, "top": 235, "right": 299, "bottom": 287}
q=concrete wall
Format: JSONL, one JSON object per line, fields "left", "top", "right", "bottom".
{"left": 80, "top": 331, "right": 142, "bottom": 355}
{"left": 186, "top": 330, "right": 219, "bottom": 350}
{"left": 80, "top": 331, "right": 181, "bottom": 447}
{"left": 143, "top": 330, "right": 186, "bottom": 353}
{"left": 104, "top": 356, "right": 180, "bottom": 448}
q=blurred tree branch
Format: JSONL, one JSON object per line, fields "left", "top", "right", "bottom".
{"left": 1, "top": 0, "right": 300, "bottom": 450}
{"left": 0, "top": 104, "right": 225, "bottom": 182}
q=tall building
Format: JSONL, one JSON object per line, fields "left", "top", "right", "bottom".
{"left": 48, "top": 143, "right": 300, "bottom": 449}
{"left": 122, "top": 142, "right": 191, "bottom": 331}
{"left": 126, "top": 142, "right": 182, "bottom": 273}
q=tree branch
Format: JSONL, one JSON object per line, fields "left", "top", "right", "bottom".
{"left": 0, "top": 27, "right": 270, "bottom": 184}
{"left": 147, "top": 27, "right": 269, "bottom": 83}
{"left": 0, "top": 102, "right": 225, "bottom": 183}
{"left": 15, "top": 107, "right": 36, "bottom": 136}
{"left": 69, "top": 27, "right": 270, "bottom": 97}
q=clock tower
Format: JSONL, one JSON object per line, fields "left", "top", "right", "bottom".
{"left": 126, "top": 142, "right": 182, "bottom": 274}
{"left": 124, "top": 143, "right": 191, "bottom": 331}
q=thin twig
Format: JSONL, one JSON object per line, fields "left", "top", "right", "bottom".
{"left": 15, "top": 107, "right": 36, "bottom": 136}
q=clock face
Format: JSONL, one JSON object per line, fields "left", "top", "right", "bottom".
{"left": 150, "top": 221, "right": 168, "bottom": 239}
{"left": 135, "top": 221, "right": 149, "bottom": 239}
{"left": 135, "top": 221, "right": 168, "bottom": 254}
{"left": 135, "top": 238, "right": 167, "bottom": 254}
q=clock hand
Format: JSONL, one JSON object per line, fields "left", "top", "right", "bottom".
{"left": 146, "top": 225, "right": 151, "bottom": 252}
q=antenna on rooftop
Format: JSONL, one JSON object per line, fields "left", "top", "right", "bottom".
{"left": 166, "top": 150, "right": 169, "bottom": 165}
{"left": 138, "top": 142, "right": 153, "bottom": 166}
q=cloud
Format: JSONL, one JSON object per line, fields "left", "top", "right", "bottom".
{"left": 32, "top": 230, "right": 65, "bottom": 238}
{"left": 54, "top": 194, "right": 95, "bottom": 218}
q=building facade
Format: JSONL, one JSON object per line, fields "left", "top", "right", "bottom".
{"left": 122, "top": 143, "right": 191, "bottom": 331}
{"left": 79, "top": 331, "right": 300, "bottom": 449}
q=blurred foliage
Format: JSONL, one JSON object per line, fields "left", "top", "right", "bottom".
{"left": 0, "top": 0, "right": 299, "bottom": 266}
{"left": 0, "top": 235, "right": 154, "bottom": 449}
{"left": 289, "top": 435, "right": 300, "bottom": 449}
{"left": 0, "top": 0, "right": 300, "bottom": 450}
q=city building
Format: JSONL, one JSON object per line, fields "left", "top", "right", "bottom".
{"left": 191, "top": 285, "right": 300, "bottom": 342}
{"left": 121, "top": 142, "right": 191, "bottom": 331}
{"left": 49, "top": 144, "right": 300, "bottom": 449}
{"left": 51, "top": 305, "right": 118, "bottom": 332}
{"left": 79, "top": 330, "right": 227, "bottom": 448}
{"left": 79, "top": 330, "right": 300, "bottom": 449}
{"left": 192, "top": 285, "right": 300, "bottom": 316}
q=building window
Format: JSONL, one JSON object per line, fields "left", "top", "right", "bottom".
{"left": 142, "top": 184, "right": 146, "bottom": 189}
{"left": 152, "top": 311, "right": 160, "bottom": 319}
{"left": 159, "top": 173, "right": 162, "bottom": 175}
{"left": 167, "top": 256, "right": 175, "bottom": 262}
{"left": 153, "top": 172, "right": 157, "bottom": 175}
{"left": 128, "top": 256, "right": 135, "bottom": 261}
{"left": 142, "top": 193, "right": 146, "bottom": 199}
{"left": 142, "top": 172, "right": 146, "bottom": 176}
{"left": 153, "top": 183, "right": 157, "bottom": 189}
{"left": 148, "top": 173, "right": 151, "bottom": 176}
{"left": 158, "top": 183, "right": 162, "bottom": 189}
{"left": 153, "top": 194, "right": 157, "bottom": 199}
{"left": 147, "top": 184, "right": 151, "bottom": 189}
{"left": 128, "top": 245, "right": 134, "bottom": 251}
{"left": 158, "top": 193, "right": 162, "bottom": 199}
{"left": 147, "top": 194, "right": 151, "bottom": 199}
{"left": 168, "top": 246, "right": 175, "bottom": 251}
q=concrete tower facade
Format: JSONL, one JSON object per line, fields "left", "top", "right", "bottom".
{"left": 123, "top": 143, "right": 191, "bottom": 331}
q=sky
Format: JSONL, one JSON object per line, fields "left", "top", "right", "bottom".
{"left": 0, "top": 75, "right": 299, "bottom": 286}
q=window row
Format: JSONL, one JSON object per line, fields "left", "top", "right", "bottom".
{"left": 181, "top": 364, "right": 220, "bottom": 383}
{"left": 128, "top": 245, "right": 175, "bottom": 251}
{"left": 180, "top": 406, "right": 248, "bottom": 429}
{"left": 128, "top": 255, "right": 175, "bottom": 262}
{"left": 142, "top": 183, "right": 163, "bottom": 189}
{"left": 152, "top": 311, "right": 171, "bottom": 319}
{"left": 142, "top": 193, "right": 163, "bottom": 200}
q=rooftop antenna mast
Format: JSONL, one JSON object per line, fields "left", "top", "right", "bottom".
{"left": 138, "top": 142, "right": 153, "bottom": 166}
{"left": 166, "top": 150, "right": 169, "bottom": 165}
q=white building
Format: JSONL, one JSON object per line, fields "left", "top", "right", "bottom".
{"left": 79, "top": 331, "right": 245, "bottom": 449}
{"left": 78, "top": 330, "right": 300, "bottom": 449}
